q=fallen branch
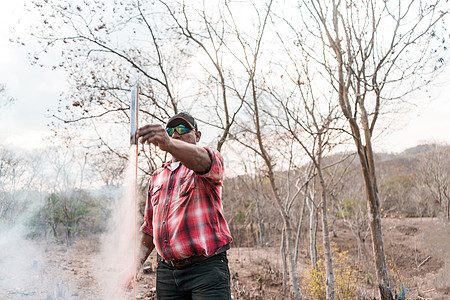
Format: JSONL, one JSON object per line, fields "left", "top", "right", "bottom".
{"left": 418, "top": 255, "right": 431, "bottom": 269}
{"left": 418, "top": 287, "right": 436, "bottom": 299}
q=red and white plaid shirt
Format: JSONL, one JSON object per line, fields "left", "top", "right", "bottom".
{"left": 140, "top": 147, "right": 232, "bottom": 261}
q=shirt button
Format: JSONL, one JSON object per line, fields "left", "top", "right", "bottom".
{"left": 166, "top": 203, "right": 169, "bottom": 207}
{"left": 163, "top": 221, "right": 166, "bottom": 224}
{"left": 164, "top": 239, "right": 167, "bottom": 243}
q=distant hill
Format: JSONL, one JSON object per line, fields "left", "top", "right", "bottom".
{"left": 401, "top": 143, "right": 443, "bottom": 155}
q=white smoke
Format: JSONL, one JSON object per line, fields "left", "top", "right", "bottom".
{"left": 0, "top": 201, "right": 78, "bottom": 299}
{"left": 0, "top": 146, "right": 141, "bottom": 299}
{"left": 94, "top": 147, "right": 139, "bottom": 300}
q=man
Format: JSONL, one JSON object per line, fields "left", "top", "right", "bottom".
{"left": 130, "top": 112, "right": 233, "bottom": 299}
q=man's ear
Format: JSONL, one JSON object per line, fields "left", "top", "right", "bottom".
{"left": 195, "top": 131, "right": 201, "bottom": 142}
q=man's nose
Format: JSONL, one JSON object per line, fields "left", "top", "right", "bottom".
{"left": 172, "top": 131, "right": 182, "bottom": 138}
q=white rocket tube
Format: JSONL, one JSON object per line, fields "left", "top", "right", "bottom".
{"left": 130, "top": 83, "right": 139, "bottom": 145}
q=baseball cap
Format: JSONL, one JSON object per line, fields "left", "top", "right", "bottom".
{"left": 166, "top": 112, "right": 198, "bottom": 131}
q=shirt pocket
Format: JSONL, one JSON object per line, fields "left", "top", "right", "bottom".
{"left": 150, "top": 184, "right": 163, "bottom": 206}
{"left": 179, "top": 176, "right": 197, "bottom": 198}
{"left": 179, "top": 176, "right": 208, "bottom": 199}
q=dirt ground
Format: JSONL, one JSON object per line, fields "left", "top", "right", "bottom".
{"left": 1, "top": 217, "right": 448, "bottom": 299}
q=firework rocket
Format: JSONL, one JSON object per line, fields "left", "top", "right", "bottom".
{"left": 130, "top": 83, "right": 139, "bottom": 145}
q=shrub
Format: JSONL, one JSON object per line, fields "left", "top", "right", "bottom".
{"left": 302, "top": 246, "right": 358, "bottom": 300}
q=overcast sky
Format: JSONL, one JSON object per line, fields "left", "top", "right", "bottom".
{"left": 1, "top": 1, "right": 449, "bottom": 153}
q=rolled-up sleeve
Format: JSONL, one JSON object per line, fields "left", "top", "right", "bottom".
{"left": 196, "top": 147, "right": 224, "bottom": 185}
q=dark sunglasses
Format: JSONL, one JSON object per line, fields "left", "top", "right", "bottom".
{"left": 166, "top": 124, "right": 192, "bottom": 136}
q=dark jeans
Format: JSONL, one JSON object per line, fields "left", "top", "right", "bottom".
{"left": 156, "top": 252, "right": 231, "bottom": 300}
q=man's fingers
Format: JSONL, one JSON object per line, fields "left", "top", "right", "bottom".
{"left": 137, "top": 125, "right": 165, "bottom": 141}
{"left": 140, "top": 130, "right": 155, "bottom": 140}
{"left": 139, "top": 131, "right": 159, "bottom": 145}
{"left": 137, "top": 127, "right": 155, "bottom": 138}
{"left": 138, "top": 127, "right": 167, "bottom": 146}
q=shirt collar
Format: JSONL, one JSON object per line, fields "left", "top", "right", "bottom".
{"left": 162, "top": 160, "right": 181, "bottom": 171}
{"left": 168, "top": 161, "right": 180, "bottom": 171}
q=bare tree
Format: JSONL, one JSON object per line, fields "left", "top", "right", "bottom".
{"left": 0, "top": 147, "right": 26, "bottom": 221}
{"left": 282, "top": 0, "right": 449, "bottom": 298}
{"left": 416, "top": 145, "right": 450, "bottom": 221}
{"left": 335, "top": 166, "right": 370, "bottom": 260}
{"left": 272, "top": 92, "right": 342, "bottom": 298}
{"left": 218, "top": 1, "right": 311, "bottom": 297}
{"left": 23, "top": 0, "right": 200, "bottom": 164}
{"left": 159, "top": 0, "right": 248, "bottom": 152}
{"left": 263, "top": 29, "right": 351, "bottom": 295}
{"left": 223, "top": 157, "right": 276, "bottom": 248}
{"left": 23, "top": 0, "right": 254, "bottom": 159}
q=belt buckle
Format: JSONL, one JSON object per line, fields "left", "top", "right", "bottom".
{"left": 170, "top": 257, "right": 191, "bottom": 269}
{"left": 166, "top": 255, "right": 206, "bottom": 269}
{"left": 168, "top": 259, "right": 184, "bottom": 269}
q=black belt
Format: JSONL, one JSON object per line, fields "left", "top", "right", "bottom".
{"left": 161, "top": 244, "right": 230, "bottom": 270}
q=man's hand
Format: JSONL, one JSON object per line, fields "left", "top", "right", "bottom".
{"left": 121, "top": 233, "right": 154, "bottom": 292}
{"left": 122, "top": 276, "right": 134, "bottom": 291}
{"left": 137, "top": 124, "right": 172, "bottom": 152}
{"left": 119, "top": 266, "right": 137, "bottom": 292}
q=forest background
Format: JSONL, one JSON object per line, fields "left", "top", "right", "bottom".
{"left": 1, "top": 0, "right": 449, "bottom": 299}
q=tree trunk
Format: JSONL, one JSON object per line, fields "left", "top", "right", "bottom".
{"left": 255, "top": 199, "right": 265, "bottom": 246}
{"left": 356, "top": 143, "right": 393, "bottom": 300}
{"left": 51, "top": 225, "right": 58, "bottom": 239}
{"left": 309, "top": 201, "right": 317, "bottom": 269}
{"left": 295, "top": 193, "right": 307, "bottom": 263}
{"left": 317, "top": 164, "right": 336, "bottom": 300}
{"left": 335, "top": 49, "right": 393, "bottom": 299}
{"left": 252, "top": 70, "right": 301, "bottom": 299}
{"left": 281, "top": 228, "right": 288, "bottom": 290}
{"left": 284, "top": 218, "right": 302, "bottom": 299}
{"left": 356, "top": 223, "right": 362, "bottom": 260}
{"left": 321, "top": 205, "right": 335, "bottom": 300}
